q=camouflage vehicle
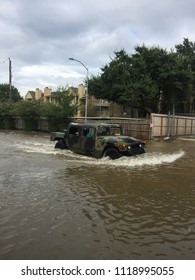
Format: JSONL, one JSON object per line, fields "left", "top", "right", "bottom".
{"left": 50, "top": 122, "right": 145, "bottom": 160}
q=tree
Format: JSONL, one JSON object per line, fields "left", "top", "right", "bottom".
{"left": 53, "top": 86, "right": 76, "bottom": 118}
{"left": 0, "top": 84, "right": 22, "bottom": 102}
{"left": 89, "top": 40, "right": 195, "bottom": 115}
{"left": 13, "top": 100, "right": 42, "bottom": 130}
{"left": 41, "top": 87, "right": 76, "bottom": 131}
{"left": 88, "top": 48, "right": 159, "bottom": 113}
{"left": 127, "top": 46, "right": 162, "bottom": 112}
{"left": 0, "top": 101, "right": 14, "bottom": 129}
{"left": 174, "top": 38, "right": 195, "bottom": 113}
{"left": 89, "top": 50, "right": 135, "bottom": 105}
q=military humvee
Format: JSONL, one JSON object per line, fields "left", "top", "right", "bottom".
{"left": 50, "top": 122, "right": 145, "bottom": 159}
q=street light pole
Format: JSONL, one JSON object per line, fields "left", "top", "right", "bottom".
{"left": 69, "top": 57, "right": 88, "bottom": 122}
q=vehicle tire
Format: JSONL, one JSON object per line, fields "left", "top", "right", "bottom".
{"left": 55, "top": 141, "right": 66, "bottom": 149}
{"left": 103, "top": 148, "right": 121, "bottom": 160}
{"left": 140, "top": 148, "right": 145, "bottom": 154}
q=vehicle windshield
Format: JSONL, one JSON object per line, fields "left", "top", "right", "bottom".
{"left": 97, "top": 126, "right": 122, "bottom": 136}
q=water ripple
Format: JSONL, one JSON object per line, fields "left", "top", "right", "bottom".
{"left": 0, "top": 131, "right": 195, "bottom": 259}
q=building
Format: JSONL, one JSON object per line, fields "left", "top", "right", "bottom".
{"left": 43, "top": 87, "right": 52, "bottom": 103}
{"left": 25, "top": 90, "right": 36, "bottom": 101}
{"left": 24, "top": 85, "right": 118, "bottom": 117}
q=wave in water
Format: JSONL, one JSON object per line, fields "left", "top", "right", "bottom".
{"left": 68, "top": 150, "right": 185, "bottom": 168}
{"left": 14, "top": 141, "right": 185, "bottom": 168}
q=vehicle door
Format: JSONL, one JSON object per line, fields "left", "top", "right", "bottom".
{"left": 67, "top": 126, "right": 81, "bottom": 152}
{"left": 81, "top": 127, "right": 96, "bottom": 156}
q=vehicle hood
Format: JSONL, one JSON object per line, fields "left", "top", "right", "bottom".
{"left": 98, "top": 135, "right": 145, "bottom": 145}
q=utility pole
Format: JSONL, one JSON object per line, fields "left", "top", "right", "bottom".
{"left": 8, "top": 57, "right": 12, "bottom": 101}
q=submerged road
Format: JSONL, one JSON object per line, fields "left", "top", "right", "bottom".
{"left": 0, "top": 130, "right": 195, "bottom": 259}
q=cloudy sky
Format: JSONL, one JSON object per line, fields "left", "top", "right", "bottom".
{"left": 0, "top": 0, "right": 195, "bottom": 97}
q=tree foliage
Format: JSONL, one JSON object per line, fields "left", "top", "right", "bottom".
{"left": 0, "top": 84, "right": 22, "bottom": 102}
{"left": 88, "top": 38, "right": 195, "bottom": 114}
{"left": 40, "top": 87, "right": 76, "bottom": 131}
{"left": 0, "top": 86, "right": 76, "bottom": 131}
{"left": 53, "top": 86, "right": 76, "bottom": 119}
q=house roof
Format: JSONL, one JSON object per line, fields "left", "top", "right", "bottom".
{"left": 69, "top": 87, "right": 78, "bottom": 95}
{"left": 25, "top": 91, "right": 35, "bottom": 99}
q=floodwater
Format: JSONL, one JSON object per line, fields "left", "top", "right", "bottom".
{"left": 0, "top": 130, "right": 195, "bottom": 260}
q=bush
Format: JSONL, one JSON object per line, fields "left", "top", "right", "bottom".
{"left": 13, "top": 100, "right": 41, "bottom": 131}
{"left": 0, "top": 87, "right": 76, "bottom": 132}
{"left": 41, "top": 103, "right": 71, "bottom": 131}
{"left": 0, "top": 102, "right": 14, "bottom": 129}
{"left": 3, "top": 117, "right": 14, "bottom": 129}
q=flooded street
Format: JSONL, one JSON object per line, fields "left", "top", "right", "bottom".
{"left": 0, "top": 130, "right": 195, "bottom": 260}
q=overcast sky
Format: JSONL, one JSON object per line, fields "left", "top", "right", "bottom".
{"left": 0, "top": 0, "right": 195, "bottom": 97}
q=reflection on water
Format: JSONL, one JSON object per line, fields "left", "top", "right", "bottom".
{"left": 0, "top": 130, "right": 195, "bottom": 259}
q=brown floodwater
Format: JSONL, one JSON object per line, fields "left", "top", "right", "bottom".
{"left": 0, "top": 130, "right": 195, "bottom": 260}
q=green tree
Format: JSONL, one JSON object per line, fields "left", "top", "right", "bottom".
{"left": 89, "top": 40, "right": 195, "bottom": 115}
{"left": 13, "top": 100, "right": 41, "bottom": 118}
{"left": 13, "top": 100, "right": 41, "bottom": 130}
{"left": 88, "top": 75, "right": 103, "bottom": 100}
{"left": 53, "top": 86, "right": 76, "bottom": 118}
{"left": 174, "top": 38, "right": 195, "bottom": 113}
{"left": 0, "top": 101, "right": 14, "bottom": 129}
{"left": 41, "top": 87, "right": 76, "bottom": 131}
{"left": 127, "top": 46, "right": 161, "bottom": 111}
{"left": 0, "top": 84, "right": 22, "bottom": 102}
{"left": 89, "top": 50, "right": 133, "bottom": 104}
{"left": 89, "top": 48, "right": 159, "bottom": 113}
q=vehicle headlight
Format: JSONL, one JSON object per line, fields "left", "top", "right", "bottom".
{"left": 127, "top": 146, "right": 131, "bottom": 150}
{"left": 114, "top": 143, "right": 127, "bottom": 151}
